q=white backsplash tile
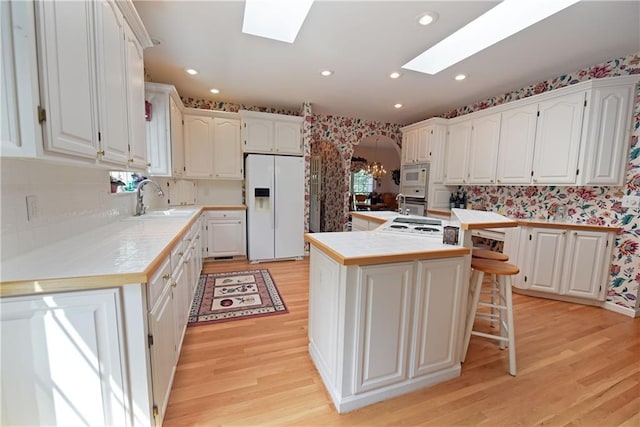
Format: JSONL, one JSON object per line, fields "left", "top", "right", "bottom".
{"left": 1, "top": 158, "right": 136, "bottom": 261}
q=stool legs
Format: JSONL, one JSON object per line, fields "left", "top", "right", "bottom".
{"left": 462, "top": 269, "right": 484, "bottom": 362}
{"left": 463, "top": 269, "right": 517, "bottom": 376}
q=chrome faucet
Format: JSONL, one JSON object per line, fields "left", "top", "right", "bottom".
{"left": 396, "top": 193, "right": 409, "bottom": 215}
{"left": 135, "top": 179, "right": 164, "bottom": 216}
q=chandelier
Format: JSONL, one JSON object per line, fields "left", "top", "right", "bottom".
{"left": 364, "top": 138, "right": 387, "bottom": 179}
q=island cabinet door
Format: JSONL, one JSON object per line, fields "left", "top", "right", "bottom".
{"left": 352, "top": 263, "right": 414, "bottom": 394}
{"left": 410, "top": 257, "right": 465, "bottom": 378}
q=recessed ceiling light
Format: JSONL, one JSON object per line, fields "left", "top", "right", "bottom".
{"left": 210, "top": 88, "right": 220, "bottom": 94}
{"left": 394, "top": 103, "right": 403, "bottom": 109}
{"left": 417, "top": 12, "right": 438, "bottom": 26}
{"left": 185, "top": 68, "right": 199, "bottom": 75}
{"left": 454, "top": 74, "right": 466, "bottom": 81}
{"left": 403, "top": 0, "right": 580, "bottom": 75}
{"left": 389, "top": 72, "right": 401, "bottom": 79}
{"left": 321, "top": 70, "right": 333, "bottom": 77}
{"left": 242, "top": 0, "right": 314, "bottom": 43}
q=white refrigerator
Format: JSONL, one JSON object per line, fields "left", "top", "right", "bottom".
{"left": 245, "top": 154, "right": 305, "bottom": 262}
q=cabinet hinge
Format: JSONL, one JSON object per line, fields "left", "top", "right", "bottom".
{"left": 152, "top": 405, "right": 159, "bottom": 418}
{"left": 98, "top": 132, "right": 102, "bottom": 142}
{"left": 147, "top": 334, "right": 154, "bottom": 347}
{"left": 182, "top": 119, "right": 184, "bottom": 125}
{"left": 37, "top": 106, "right": 46, "bottom": 123}
{"left": 576, "top": 168, "right": 579, "bottom": 176}
{"left": 537, "top": 111, "right": 540, "bottom": 117}
{"left": 584, "top": 100, "right": 587, "bottom": 107}
{"left": 167, "top": 198, "right": 170, "bottom": 204}
{"left": 530, "top": 170, "right": 534, "bottom": 177}
{"left": 206, "top": 225, "right": 208, "bottom": 230}
{"left": 529, "top": 234, "right": 532, "bottom": 241}
{"left": 524, "top": 276, "right": 528, "bottom": 283}
{"left": 599, "top": 285, "right": 602, "bottom": 292}
{"left": 606, "top": 240, "right": 609, "bottom": 248}
{"left": 183, "top": 166, "right": 186, "bottom": 172}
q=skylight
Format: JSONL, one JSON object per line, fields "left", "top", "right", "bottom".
{"left": 402, "top": 0, "right": 581, "bottom": 75}
{"left": 242, "top": 0, "right": 314, "bottom": 43}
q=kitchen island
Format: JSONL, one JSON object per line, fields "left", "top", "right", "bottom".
{"left": 305, "top": 210, "right": 515, "bottom": 413}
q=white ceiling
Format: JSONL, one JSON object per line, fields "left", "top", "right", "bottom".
{"left": 135, "top": 0, "right": 640, "bottom": 126}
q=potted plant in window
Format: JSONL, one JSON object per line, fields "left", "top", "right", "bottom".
{"left": 110, "top": 176, "right": 126, "bottom": 193}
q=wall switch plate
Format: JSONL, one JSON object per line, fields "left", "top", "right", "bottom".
{"left": 26, "top": 195, "right": 38, "bottom": 221}
{"left": 621, "top": 195, "right": 640, "bottom": 208}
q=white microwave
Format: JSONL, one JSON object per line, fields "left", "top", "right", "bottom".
{"left": 401, "top": 163, "right": 429, "bottom": 189}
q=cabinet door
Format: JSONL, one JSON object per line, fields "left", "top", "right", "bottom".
{"left": 124, "top": 22, "right": 147, "bottom": 170}
{"left": 148, "top": 285, "right": 176, "bottom": 426}
{"left": 95, "top": 0, "right": 129, "bottom": 166}
{"left": 172, "top": 261, "right": 189, "bottom": 351}
{"left": 496, "top": 104, "right": 537, "bottom": 184}
{"left": 429, "top": 125, "right": 447, "bottom": 184}
{"left": 212, "top": 117, "right": 242, "bottom": 179}
{"left": 145, "top": 89, "right": 170, "bottom": 176}
{"left": 562, "top": 230, "right": 610, "bottom": 300}
{"left": 170, "top": 95, "right": 185, "bottom": 176}
{"left": 468, "top": 113, "right": 501, "bottom": 184}
{"left": 1, "top": 289, "right": 128, "bottom": 427}
{"left": 38, "top": 0, "right": 100, "bottom": 159}
{"left": 243, "top": 117, "right": 273, "bottom": 153}
{"left": 353, "top": 263, "right": 413, "bottom": 394}
{"left": 274, "top": 121, "right": 302, "bottom": 155}
{"left": 410, "top": 258, "right": 464, "bottom": 377}
{"left": 184, "top": 115, "right": 214, "bottom": 178}
{"left": 581, "top": 85, "right": 634, "bottom": 186}
{"left": 416, "top": 126, "right": 432, "bottom": 162}
{"left": 532, "top": 92, "right": 584, "bottom": 185}
{"left": 1, "top": 1, "right": 21, "bottom": 156}
{"left": 444, "top": 121, "right": 471, "bottom": 184}
{"left": 524, "top": 228, "right": 566, "bottom": 294}
{"left": 402, "top": 129, "right": 417, "bottom": 164}
{"left": 207, "top": 219, "right": 245, "bottom": 256}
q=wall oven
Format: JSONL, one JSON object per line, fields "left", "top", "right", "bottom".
{"left": 400, "top": 163, "right": 429, "bottom": 214}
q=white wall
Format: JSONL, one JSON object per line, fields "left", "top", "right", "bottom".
{"left": 0, "top": 158, "right": 137, "bottom": 261}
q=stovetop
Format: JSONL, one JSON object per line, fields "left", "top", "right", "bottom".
{"left": 379, "top": 217, "right": 443, "bottom": 237}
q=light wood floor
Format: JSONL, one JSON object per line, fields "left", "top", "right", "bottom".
{"left": 163, "top": 258, "right": 640, "bottom": 426}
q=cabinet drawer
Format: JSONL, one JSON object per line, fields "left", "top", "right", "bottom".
{"left": 206, "top": 210, "right": 244, "bottom": 220}
{"left": 148, "top": 255, "right": 172, "bottom": 309}
{"left": 171, "top": 239, "right": 185, "bottom": 271}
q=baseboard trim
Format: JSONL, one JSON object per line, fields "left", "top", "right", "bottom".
{"left": 603, "top": 301, "right": 638, "bottom": 318}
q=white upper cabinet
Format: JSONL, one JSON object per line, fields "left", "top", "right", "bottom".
{"left": 95, "top": 0, "right": 130, "bottom": 166}
{"left": 402, "top": 129, "right": 418, "bottom": 164}
{"left": 240, "top": 110, "right": 303, "bottom": 156}
{"left": 5, "top": 0, "right": 151, "bottom": 168}
{"left": 468, "top": 113, "right": 501, "bottom": 184}
{"left": 183, "top": 109, "right": 242, "bottom": 179}
{"left": 580, "top": 83, "right": 636, "bottom": 186}
{"left": 532, "top": 91, "right": 585, "bottom": 185}
{"left": 416, "top": 126, "right": 432, "bottom": 162}
{"left": 184, "top": 114, "right": 215, "bottom": 178}
{"left": 444, "top": 120, "right": 472, "bottom": 185}
{"left": 212, "top": 117, "right": 242, "bottom": 179}
{"left": 145, "top": 83, "right": 184, "bottom": 177}
{"left": 124, "top": 21, "right": 147, "bottom": 169}
{"left": 1, "top": 1, "right": 21, "bottom": 156}
{"left": 428, "top": 124, "right": 447, "bottom": 184}
{"left": 38, "top": 0, "right": 100, "bottom": 159}
{"left": 496, "top": 103, "right": 538, "bottom": 184}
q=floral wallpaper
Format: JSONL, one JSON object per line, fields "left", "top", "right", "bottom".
{"left": 311, "top": 140, "right": 343, "bottom": 232}
{"left": 181, "top": 98, "right": 299, "bottom": 116}
{"left": 309, "top": 116, "right": 403, "bottom": 231}
{"left": 443, "top": 52, "right": 640, "bottom": 311}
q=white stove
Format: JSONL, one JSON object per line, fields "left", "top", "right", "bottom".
{"left": 379, "top": 217, "right": 443, "bottom": 238}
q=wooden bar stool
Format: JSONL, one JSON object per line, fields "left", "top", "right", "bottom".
{"left": 471, "top": 248, "right": 508, "bottom": 326}
{"left": 463, "top": 258, "right": 519, "bottom": 376}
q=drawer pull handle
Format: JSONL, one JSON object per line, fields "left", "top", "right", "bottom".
{"left": 162, "top": 273, "right": 171, "bottom": 280}
{"left": 171, "top": 282, "right": 177, "bottom": 288}
{"left": 178, "top": 251, "right": 184, "bottom": 256}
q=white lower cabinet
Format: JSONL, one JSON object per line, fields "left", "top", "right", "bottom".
{"left": 353, "top": 263, "right": 413, "bottom": 393}
{"left": 308, "top": 246, "right": 466, "bottom": 413}
{"left": 148, "top": 283, "right": 177, "bottom": 425}
{"left": 205, "top": 210, "right": 246, "bottom": 258}
{"left": 0, "top": 288, "right": 130, "bottom": 427}
{"left": 517, "top": 226, "right": 614, "bottom": 301}
{"left": 351, "top": 216, "right": 383, "bottom": 231}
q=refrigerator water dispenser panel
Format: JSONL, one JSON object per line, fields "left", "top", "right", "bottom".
{"left": 255, "top": 188, "right": 270, "bottom": 212}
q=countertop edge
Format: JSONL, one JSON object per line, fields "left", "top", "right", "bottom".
{"left": 515, "top": 219, "right": 622, "bottom": 232}
{"left": 350, "top": 211, "right": 389, "bottom": 224}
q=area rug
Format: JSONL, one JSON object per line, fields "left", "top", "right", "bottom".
{"left": 188, "top": 269, "right": 288, "bottom": 326}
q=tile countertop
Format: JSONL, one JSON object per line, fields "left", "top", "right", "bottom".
{"left": 0, "top": 206, "right": 245, "bottom": 296}
{"left": 308, "top": 213, "right": 470, "bottom": 267}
